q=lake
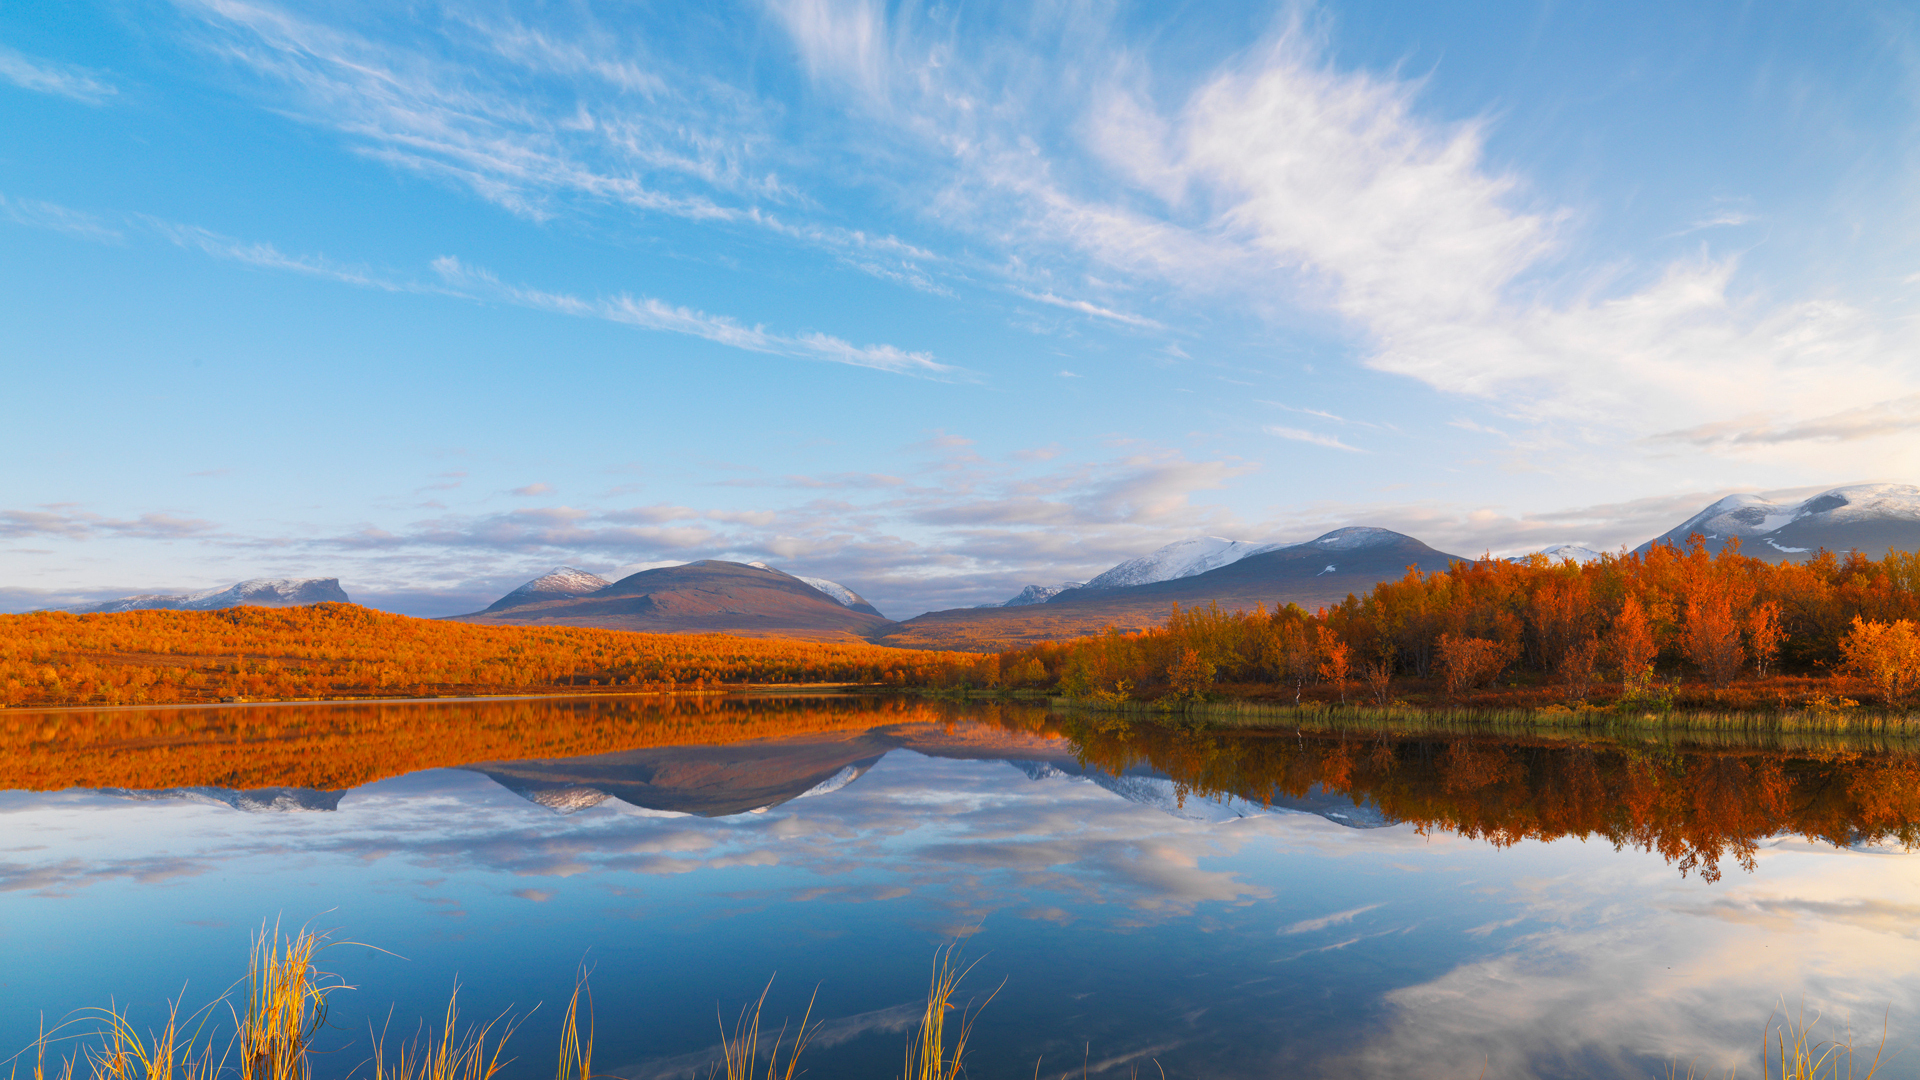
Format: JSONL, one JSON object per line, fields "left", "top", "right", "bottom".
{"left": 4, "top": 694, "right": 1919, "bottom": 1079}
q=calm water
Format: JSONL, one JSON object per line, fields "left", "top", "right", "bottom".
{"left": 5, "top": 696, "right": 1920, "bottom": 1079}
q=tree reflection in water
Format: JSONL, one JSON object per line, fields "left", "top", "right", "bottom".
{"left": 1063, "top": 718, "right": 1920, "bottom": 881}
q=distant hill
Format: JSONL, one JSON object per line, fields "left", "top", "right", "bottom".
{"left": 450, "top": 560, "right": 895, "bottom": 641}
{"left": 1636, "top": 483, "right": 1920, "bottom": 561}
{"left": 482, "top": 567, "right": 612, "bottom": 613}
{"left": 875, "top": 527, "right": 1467, "bottom": 651}
{"left": 72, "top": 578, "right": 349, "bottom": 613}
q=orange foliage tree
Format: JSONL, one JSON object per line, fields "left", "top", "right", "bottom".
{"left": 0, "top": 603, "right": 980, "bottom": 708}
{"left": 987, "top": 537, "right": 1920, "bottom": 707}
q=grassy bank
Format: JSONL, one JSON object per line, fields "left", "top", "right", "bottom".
{"left": 1050, "top": 695, "right": 1920, "bottom": 744}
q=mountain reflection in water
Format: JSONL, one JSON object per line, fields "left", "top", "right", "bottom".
{"left": 19, "top": 695, "right": 1919, "bottom": 878}
{"left": 8, "top": 697, "right": 1920, "bottom": 1079}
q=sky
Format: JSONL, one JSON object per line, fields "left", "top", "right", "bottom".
{"left": 3, "top": 0, "right": 1918, "bottom": 618}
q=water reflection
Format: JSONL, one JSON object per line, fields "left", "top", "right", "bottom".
{"left": 1060, "top": 719, "right": 1920, "bottom": 880}
{"left": 4, "top": 697, "right": 1920, "bottom": 1078}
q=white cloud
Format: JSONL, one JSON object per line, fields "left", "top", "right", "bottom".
{"left": 431, "top": 256, "right": 956, "bottom": 377}
{"left": 0, "top": 193, "right": 122, "bottom": 242}
{"left": 1265, "top": 425, "right": 1364, "bottom": 453}
{"left": 0, "top": 45, "right": 116, "bottom": 103}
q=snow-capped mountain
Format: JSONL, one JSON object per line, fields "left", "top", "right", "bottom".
{"left": 483, "top": 567, "right": 612, "bottom": 612}
{"left": 1081, "top": 536, "right": 1281, "bottom": 591}
{"left": 747, "top": 563, "right": 888, "bottom": 618}
{"left": 983, "top": 582, "right": 1085, "bottom": 608}
{"left": 72, "top": 578, "right": 349, "bottom": 614}
{"left": 1508, "top": 544, "right": 1608, "bottom": 565}
{"left": 1639, "top": 483, "right": 1920, "bottom": 561}
{"left": 1005, "top": 761, "right": 1394, "bottom": 828}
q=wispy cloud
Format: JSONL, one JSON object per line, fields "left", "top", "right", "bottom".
{"left": 1018, "top": 289, "right": 1164, "bottom": 330}
{"left": 1651, "top": 395, "right": 1920, "bottom": 447}
{"left": 0, "top": 45, "right": 116, "bottom": 103}
{"left": 432, "top": 257, "right": 956, "bottom": 377}
{"left": 1265, "top": 426, "right": 1364, "bottom": 453}
{"left": 0, "top": 193, "right": 122, "bottom": 242}
{"left": 0, "top": 508, "right": 215, "bottom": 540}
{"left": 1282, "top": 902, "right": 1384, "bottom": 935}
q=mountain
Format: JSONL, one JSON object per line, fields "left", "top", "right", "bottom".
{"left": 1636, "top": 483, "right": 1920, "bottom": 561}
{"left": 482, "top": 567, "right": 612, "bottom": 613}
{"left": 1081, "top": 536, "right": 1281, "bottom": 590}
{"left": 460, "top": 722, "right": 1393, "bottom": 828}
{"left": 1509, "top": 543, "right": 1608, "bottom": 565}
{"left": 100, "top": 786, "right": 344, "bottom": 813}
{"left": 980, "top": 582, "right": 1085, "bottom": 608}
{"left": 72, "top": 578, "right": 349, "bottom": 614}
{"left": 449, "top": 559, "right": 895, "bottom": 641}
{"left": 756, "top": 565, "right": 887, "bottom": 618}
{"left": 876, "top": 527, "right": 1468, "bottom": 650}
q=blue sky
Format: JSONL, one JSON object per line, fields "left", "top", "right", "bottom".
{"left": 3, "top": 1, "right": 1917, "bottom": 617}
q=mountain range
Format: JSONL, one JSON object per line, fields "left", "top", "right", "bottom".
{"left": 71, "top": 578, "right": 349, "bottom": 614}
{"left": 449, "top": 559, "right": 892, "bottom": 641}
{"left": 51, "top": 483, "right": 1920, "bottom": 650}
{"left": 96, "top": 722, "right": 1390, "bottom": 828}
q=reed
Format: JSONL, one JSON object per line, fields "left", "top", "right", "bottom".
{"left": 903, "top": 945, "right": 1000, "bottom": 1080}
{"left": 239, "top": 925, "right": 344, "bottom": 1080}
{"left": 370, "top": 987, "right": 518, "bottom": 1080}
{"left": 711, "top": 978, "right": 818, "bottom": 1080}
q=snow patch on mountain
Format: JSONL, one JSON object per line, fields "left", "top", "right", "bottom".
{"left": 1082, "top": 537, "right": 1281, "bottom": 590}
{"left": 74, "top": 578, "right": 349, "bottom": 613}
{"left": 986, "top": 582, "right": 1085, "bottom": 607}
{"left": 1509, "top": 544, "right": 1608, "bottom": 565}
{"left": 1663, "top": 484, "right": 1920, "bottom": 541}
{"left": 1306, "top": 527, "right": 1407, "bottom": 551}
{"left": 506, "top": 567, "right": 610, "bottom": 600}
{"left": 795, "top": 575, "right": 863, "bottom": 607}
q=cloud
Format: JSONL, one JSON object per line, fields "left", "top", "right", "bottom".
{"left": 147, "top": 219, "right": 427, "bottom": 291}
{"left": 0, "top": 45, "right": 116, "bottom": 103}
{"left": 1018, "top": 289, "right": 1164, "bottom": 330}
{"left": 172, "top": 0, "right": 943, "bottom": 291}
{"left": 0, "top": 508, "right": 216, "bottom": 540}
{"left": 0, "top": 193, "right": 122, "bottom": 242}
{"left": 1282, "top": 902, "right": 1384, "bottom": 935}
{"left": 432, "top": 257, "right": 957, "bottom": 377}
{"left": 511, "top": 483, "right": 555, "bottom": 496}
{"left": 1652, "top": 395, "right": 1920, "bottom": 447}
{"left": 1264, "top": 426, "right": 1363, "bottom": 453}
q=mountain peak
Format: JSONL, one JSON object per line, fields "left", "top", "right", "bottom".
{"left": 73, "top": 578, "right": 348, "bottom": 614}
{"left": 484, "top": 566, "right": 612, "bottom": 612}
{"left": 1082, "top": 536, "right": 1280, "bottom": 590}
{"left": 1642, "top": 484, "right": 1920, "bottom": 561}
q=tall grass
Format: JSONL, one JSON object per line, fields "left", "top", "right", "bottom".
{"left": 711, "top": 978, "right": 818, "bottom": 1080}
{"left": 369, "top": 988, "right": 518, "bottom": 1080}
{"left": 902, "top": 945, "right": 1000, "bottom": 1080}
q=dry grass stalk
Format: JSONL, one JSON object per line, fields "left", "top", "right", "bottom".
{"left": 238, "top": 924, "right": 347, "bottom": 1080}
{"left": 371, "top": 987, "right": 518, "bottom": 1080}
{"left": 554, "top": 972, "right": 592, "bottom": 1080}
{"left": 711, "top": 978, "right": 818, "bottom": 1080}
{"left": 1761, "top": 1006, "right": 1886, "bottom": 1079}
{"left": 904, "top": 945, "right": 1002, "bottom": 1080}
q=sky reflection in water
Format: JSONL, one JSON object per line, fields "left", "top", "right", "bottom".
{"left": 4, "top": 699, "right": 1920, "bottom": 1079}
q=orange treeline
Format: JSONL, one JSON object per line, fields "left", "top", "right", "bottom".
{"left": 0, "top": 695, "right": 1050, "bottom": 792}
{"left": 965, "top": 539, "right": 1920, "bottom": 706}
{"left": 0, "top": 603, "right": 975, "bottom": 708}
{"left": 1069, "top": 721, "right": 1920, "bottom": 881}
